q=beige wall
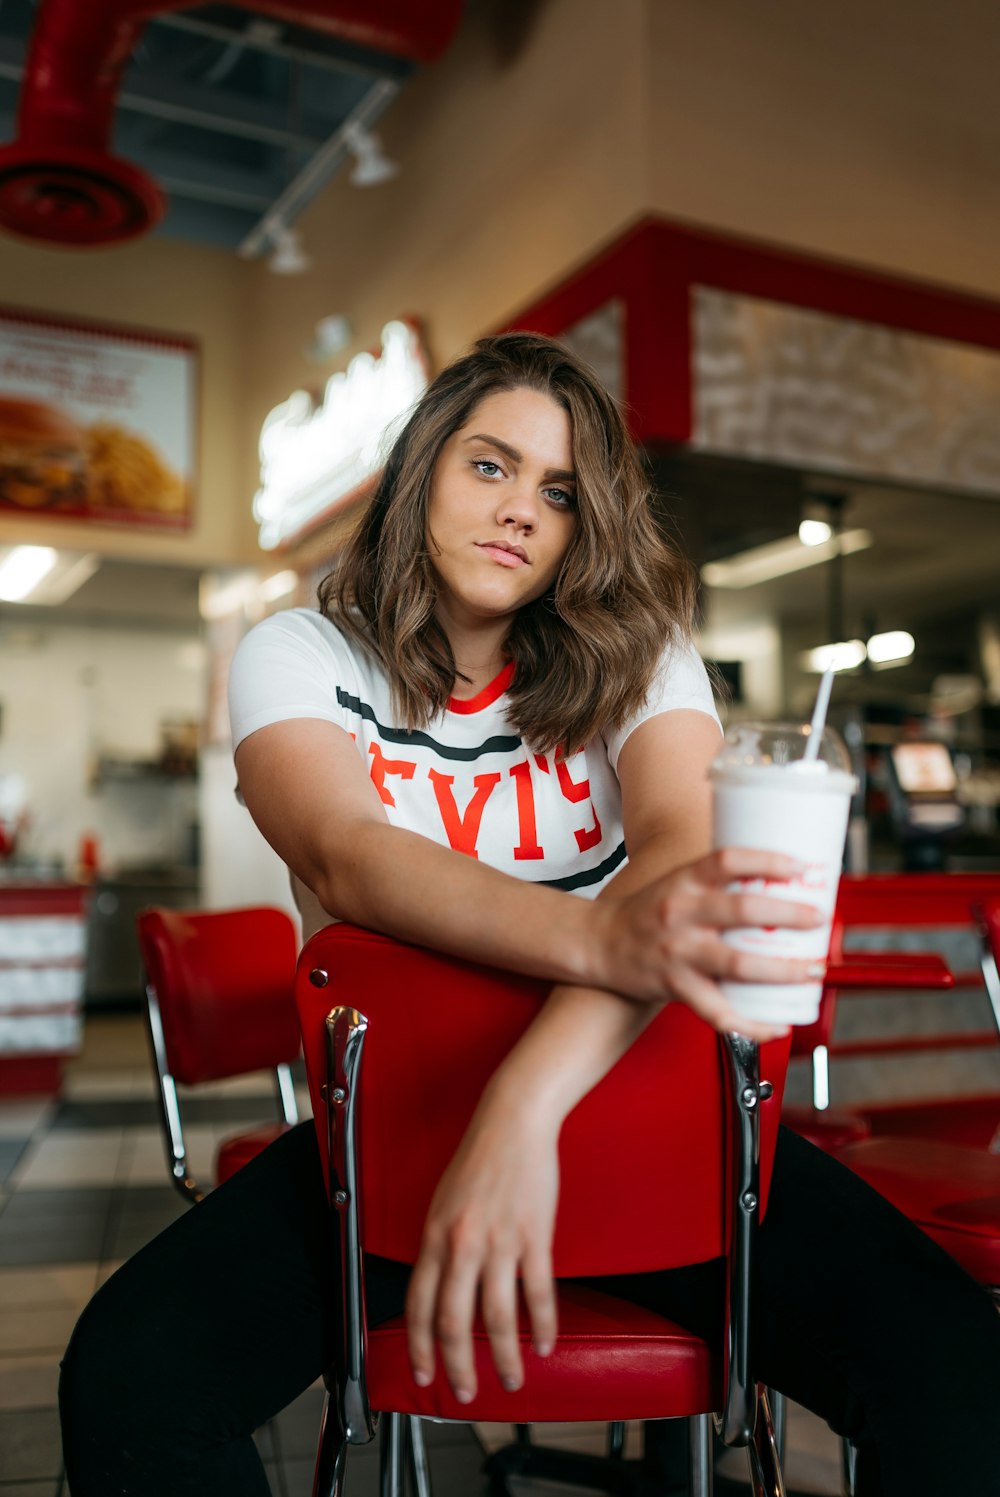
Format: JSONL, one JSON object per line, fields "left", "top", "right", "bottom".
{"left": 0, "top": 234, "right": 258, "bottom": 566}
{"left": 646, "top": 0, "right": 1000, "bottom": 299}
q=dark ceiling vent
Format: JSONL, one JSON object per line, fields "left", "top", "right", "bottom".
{"left": 0, "top": 1, "right": 462, "bottom": 248}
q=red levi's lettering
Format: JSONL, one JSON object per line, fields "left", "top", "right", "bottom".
{"left": 368, "top": 742, "right": 416, "bottom": 807}
{"left": 428, "top": 768, "right": 502, "bottom": 858}
{"left": 509, "top": 761, "right": 544, "bottom": 860}
{"left": 556, "top": 754, "right": 603, "bottom": 853}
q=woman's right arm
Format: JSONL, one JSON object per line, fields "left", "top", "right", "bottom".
{"left": 237, "top": 716, "right": 603, "bottom": 987}
{"left": 235, "top": 716, "right": 820, "bottom": 1029}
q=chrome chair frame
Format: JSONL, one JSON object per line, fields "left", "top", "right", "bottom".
{"left": 311, "top": 983, "right": 786, "bottom": 1497}
{"left": 977, "top": 908, "right": 1000, "bottom": 1041}
{"left": 145, "top": 979, "right": 299, "bottom": 1205}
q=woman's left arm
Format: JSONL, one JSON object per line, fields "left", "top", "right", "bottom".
{"left": 406, "top": 709, "right": 811, "bottom": 1402}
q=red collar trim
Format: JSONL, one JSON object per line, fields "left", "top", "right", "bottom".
{"left": 447, "top": 660, "right": 515, "bottom": 714}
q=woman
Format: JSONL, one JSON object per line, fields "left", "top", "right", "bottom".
{"left": 61, "top": 334, "right": 1000, "bottom": 1496}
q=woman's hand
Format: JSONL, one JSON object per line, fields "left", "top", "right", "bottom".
{"left": 599, "top": 847, "right": 825, "bottom": 1040}
{"left": 406, "top": 1078, "right": 559, "bottom": 1404}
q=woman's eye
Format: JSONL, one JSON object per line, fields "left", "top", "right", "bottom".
{"left": 545, "top": 486, "right": 575, "bottom": 508}
{"left": 472, "top": 459, "right": 503, "bottom": 478}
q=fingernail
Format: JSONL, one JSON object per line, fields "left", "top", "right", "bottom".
{"left": 807, "top": 961, "right": 826, "bottom": 978}
{"left": 454, "top": 1388, "right": 474, "bottom": 1405}
{"left": 535, "top": 1340, "right": 553, "bottom": 1357}
{"left": 412, "top": 1369, "right": 431, "bottom": 1388}
{"left": 501, "top": 1375, "right": 521, "bottom": 1392}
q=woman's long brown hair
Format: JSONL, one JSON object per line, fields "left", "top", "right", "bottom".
{"left": 318, "top": 332, "right": 696, "bottom": 755}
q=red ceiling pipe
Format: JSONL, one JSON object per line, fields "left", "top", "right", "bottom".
{"left": 0, "top": 0, "right": 463, "bottom": 247}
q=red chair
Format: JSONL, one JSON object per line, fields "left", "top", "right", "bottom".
{"left": 137, "top": 905, "right": 301, "bottom": 1204}
{"left": 295, "top": 923, "right": 792, "bottom": 1497}
{"left": 783, "top": 874, "right": 1000, "bottom": 1154}
{"left": 828, "top": 900, "right": 1000, "bottom": 1328}
{"left": 794, "top": 894, "right": 1000, "bottom": 1497}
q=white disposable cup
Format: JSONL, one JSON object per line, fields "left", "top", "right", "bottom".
{"left": 710, "top": 726, "right": 857, "bottom": 1026}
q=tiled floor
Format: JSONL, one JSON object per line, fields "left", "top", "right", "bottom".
{"left": 0, "top": 1015, "right": 842, "bottom": 1495}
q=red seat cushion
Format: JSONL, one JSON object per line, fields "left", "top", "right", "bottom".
{"left": 837, "top": 1138, "right": 1000, "bottom": 1285}
{"left": 366, "top": 1283, "right": 716, "bottom": 1423}
{"left": 783, "top": 1106, "right": 872, "bottom": 1152}
{"left": 215, "top": 1124, "right": 292, "bottom": 1186}
{"left": 862, "top": 1094, "right": 1000, "bottom": 1150}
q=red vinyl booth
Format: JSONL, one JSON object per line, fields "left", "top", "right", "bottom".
{"left": 833, "top": 897, "right": 1000, "bottom": 1295}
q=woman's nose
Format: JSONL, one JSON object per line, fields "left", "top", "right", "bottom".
{"left": 498, "top": 481, "right": 539, "bottom": 532}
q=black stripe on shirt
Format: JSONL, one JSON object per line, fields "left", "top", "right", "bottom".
{"left": 536, "top": 840, "right": 628, "bottom": 891}
{"left": 336, "top": 687, "right": 523, "bottom": 761}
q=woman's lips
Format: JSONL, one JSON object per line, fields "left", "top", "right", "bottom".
{"left": 477, "top": 543, "right": 527, "bottom": 568}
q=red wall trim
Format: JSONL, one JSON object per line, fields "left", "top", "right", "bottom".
{"left": 504, "top": 217, "right": 1000, "bottom": 445}
{"left": 0, "top": 302, "right": 198, "bottom": 353}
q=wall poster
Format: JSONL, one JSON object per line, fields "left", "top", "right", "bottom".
{"left": 0, "top": 307, "right": 197, "bottom": 529}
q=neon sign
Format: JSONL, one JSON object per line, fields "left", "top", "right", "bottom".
{"left": 253, "top": 319, "right": 429, "bottom": 551}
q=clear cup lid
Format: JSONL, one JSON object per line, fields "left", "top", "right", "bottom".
{"left": 711, "top": 721, "right": 854, "bottom": 781}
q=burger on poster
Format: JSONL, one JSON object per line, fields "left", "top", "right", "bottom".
{"left": 0, "top": 397, "right": 87, "bottom": 508}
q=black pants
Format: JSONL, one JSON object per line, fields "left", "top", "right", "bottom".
{"left": 60, "top": 1124, "right": 1000, "bottom": 1496}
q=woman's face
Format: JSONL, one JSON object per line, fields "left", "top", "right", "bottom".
{"left": 426, "top": 386, "right": 578, "bottom": 639}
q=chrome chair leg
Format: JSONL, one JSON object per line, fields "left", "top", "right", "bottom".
{"left": 380, "top": 1411, "right": 404, "bottom": 1497}
{"left": 408, "top": 1414, "right": 432, "bottom": 1497}
{"left": 607, "top": 1421, "right": 626, "bottom": 1459}
{"left": 840, "top": 1435, "right": 859, "bottom": 1496}
{"left": 690, "top": 1413, "right": 714, "bottom": 1497}
{"left": 312, "top": 1389, "right": 347, "bottom": 1497}
{"left": 746, "top": 1388, "right": 786, "bottom": 1497}
{"left": 768, "top": 1388, "right": 786, "bottom": 1467}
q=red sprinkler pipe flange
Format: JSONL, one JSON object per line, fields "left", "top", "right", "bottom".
{"left": 0, "top": 141, "right": 167, "bottom": 246}
{"left": 0, "top": 1, "right": 174, "bottom": 245}
{"left": 0, "top": 0, "right": 463, "bottom": 248}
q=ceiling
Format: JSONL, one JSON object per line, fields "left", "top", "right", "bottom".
{"left": 651, "top": 450, "right": 1000, "bottom": 700}
{"left": 0, "top": 1, "right": 419, "bottom": 251}
{"left": 0, "top": 557, "right": 204, "bottom": 629}
{"left": 654, "top": 452, "right": 1000, "bottom": 624}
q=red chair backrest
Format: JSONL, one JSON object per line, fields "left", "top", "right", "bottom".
{"left": 792, "top": 872, "right": 1000, "bottom": 1058}
{"left": 138, "top": 906, "right": 300, "bottom": 1085}
{"left": 296, "top": 923, "right": 790, "bottom": 1278}
{"left": 836, "top": 873, "right": 1000, "bottom": 928}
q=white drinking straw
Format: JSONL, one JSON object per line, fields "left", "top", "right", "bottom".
{"left": 804, "top": 668, "right": 835, "bottom": 761}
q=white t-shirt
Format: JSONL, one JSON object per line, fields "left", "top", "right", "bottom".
{"left": 229, "top": 608, "right": 720, "bottom": 934}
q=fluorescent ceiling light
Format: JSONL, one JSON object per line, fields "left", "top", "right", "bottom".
{"left": 867, "top": 630, "right": 915, "bottom": 666}
{"left": 802, "top": 639, "right": 867, "bottom": 673}
{"left": 702, "top": 529, "right": 873, "bottom": 589}
{"left": 0, "top": 545, "right": 56, "bottom": 600}
{"left": 0, "top": 547, "right": 99, "bottom": 605}
{"left": 259, "top": 569, "right": 298, "bottom": 603}
{"left": 0, "top": 545, "right": 60, "bottom": 601}
{"left": 200, "top": 568, "right": 295, "bottom": 620}
{"left": 200, "top": 572, "right": 258, "bottom": 621}
{"left": 798, "top": 519, "right": 833, "bottom": 546}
